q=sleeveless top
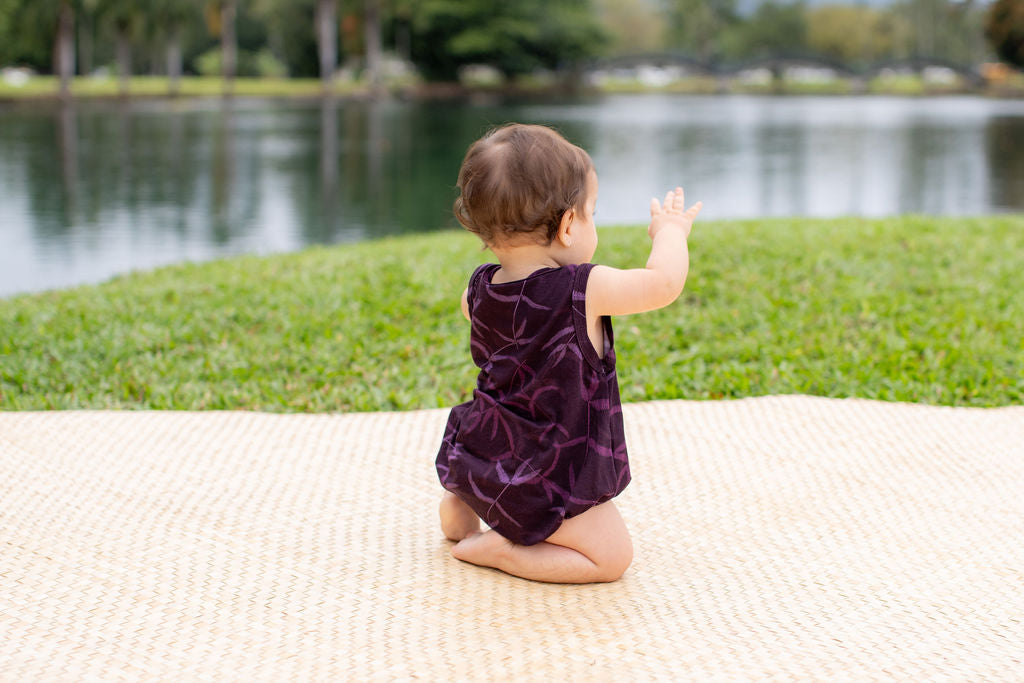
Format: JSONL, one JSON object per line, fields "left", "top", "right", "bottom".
{"left": 435, "top": 262, "right": 630, "bottom": 546}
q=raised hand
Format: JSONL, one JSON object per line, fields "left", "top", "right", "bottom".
{"left": 588, "top": 187, "right": 702, "bottom": 316}
{"left": 649, "top": 187, "right": 702, "bottom": 240}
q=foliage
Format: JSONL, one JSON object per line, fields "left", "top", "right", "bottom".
{"left": 985, "top": 0, "right": 1024, "bottom": 67}
{"left": 662, "top": 0, "right": 739, "bottom": 60}
{"left": 0, "top": 0, "right": 61, "bottom": 68}
{"left": 0, "top": 0, "right": 17, "bottom": 61}
{"left": 195, "top": 46, "right": 287, "bottom": 78}
{"left": 726, "top": 1, "right": 809, "bottom": 58}
{"left": 93, "top": 0, "right": 140, "bottom": 34}
{"left": 248, "top": 0, "right": 325, "bottom": 78}
{"left": 408, "top": 0, "right": 608, "bottom": 80}
{"left": 806, "top": 5, "right": 911, "bottom": 64}
{"left": 2, "top": 216, "right": 1022, "bottom": 412}
{"left": 150, "top": 0, "right": 199, "bottom": 26}
{"left": 595, "top": 0, "right": 665, "bottom": 55}
{"left": 892, "top": 0, "right": 988, "bottom": 63}
{"left": 145, "top": 0, "right": 205, "bottom": 52}
{"left": 0, "top": 0, "right": 1001, "bottom": 82}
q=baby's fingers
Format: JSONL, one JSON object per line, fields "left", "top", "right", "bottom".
{"left": 661, "top": 187, "right": 686, "bottom": 213}
{"left": 650, "top": 196, "right": 662, "bottom": 217}
{"left": 673, "top": 187, "right": 686, "bottom": 212}
{"left": 686, "top": 201, "right": 703, "bottom": 218}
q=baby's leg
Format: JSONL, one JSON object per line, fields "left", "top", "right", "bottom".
{"left": 451, "top": 501, "right": 632, "bottom": 583}
{"left": 439, "top": 491, "right": 481, "bottom": 541}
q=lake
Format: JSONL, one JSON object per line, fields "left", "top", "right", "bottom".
{"left": 2, "top": 93, "right": 1024, "bottom": 297}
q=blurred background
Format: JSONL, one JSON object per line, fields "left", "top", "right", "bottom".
{"left": 1, "top": 0, "right": 1023, "bottom": 296}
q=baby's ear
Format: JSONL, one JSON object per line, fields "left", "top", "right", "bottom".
{"left": 557, "top": 208, "right": 575, "bottom": 247}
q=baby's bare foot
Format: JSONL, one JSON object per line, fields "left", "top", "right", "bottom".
{"left": 451, "top": 529, "right": 512, "bottom": 566}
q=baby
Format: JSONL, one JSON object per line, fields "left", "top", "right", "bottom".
{"left": 436, "top": 123, "right": 701, "bottom": 583}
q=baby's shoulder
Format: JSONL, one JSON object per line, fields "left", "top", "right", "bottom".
{"left": 468, "top": 262, "right": 499, "bottom": 284}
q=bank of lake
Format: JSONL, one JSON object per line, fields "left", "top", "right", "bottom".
{"left": 3, "top": 73, "right": 1024, "bottom": 101}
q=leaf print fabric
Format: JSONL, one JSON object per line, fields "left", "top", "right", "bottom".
{"left": 436, "top": 263, "right": 630, "bottom": 546}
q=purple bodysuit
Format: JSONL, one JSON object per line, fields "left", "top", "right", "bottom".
{"left": 436, "top": 262, "right": 630, "bottom": 545}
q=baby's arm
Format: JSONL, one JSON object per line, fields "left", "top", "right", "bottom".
{"left": 461, "top": 288, "right": 470, "bottom": 321}
{"left": 588, "top": 187, "right": 701, "bottom": 316}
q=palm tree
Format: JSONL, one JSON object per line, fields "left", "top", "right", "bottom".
{"left": 364, "top": 0, "right": 380, "bottom": 89}
{"left": 94, "top": 0, "right": 141, "bottom": 95}
{"left": 152, "top": 0, "right": 201, "bottom": 95}
{"left": 221, "top": 0, "right": 237, "bottom": 91}
{"left": 250, "top": 0, "right": 343, "bottom": 88}
{"left": 17, "top": 0, "right": 81, "bottom": 98}
{"left": 316, "top": 0, "right": 338, "bottom": 90}
{"left": 56, "top": 0, "right": 76, "bottom": 98}
{"left": 203, "top": 0, "right": 238, "bottom": 93}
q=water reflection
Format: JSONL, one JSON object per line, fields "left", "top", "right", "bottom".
{"left": 321, "top": 95, "right": 337, "bottom": 199}
{"left": 986, "top": 117, "right": 1024, "bottom": 212}
{"left": 2, "top": 94, "right": 1024, "bottom": 296}
{"left": 211, "top": 99, "right": 234, "bottom": 243}
{"left": 58, "top": 103, "right": 77, "bottom": 213}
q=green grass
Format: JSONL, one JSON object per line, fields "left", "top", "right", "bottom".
{"left": 2, "top": 216, "right": 1022, "bottom": 412}
{"left": 5, "top": 74, "right": 1020, "bottom": 101}
{"left": 0, "top": 75, "right": 368, "bottom": 100}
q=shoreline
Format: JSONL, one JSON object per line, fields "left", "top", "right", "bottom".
{"left": 2, "top": 76, "right": 1023, "bottom": 104}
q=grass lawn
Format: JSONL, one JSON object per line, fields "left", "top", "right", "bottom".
{"left": 4, "top": 74, "right": 1021, "bottom": 100}
{"left": 0, "top": 75, "right": 367, "bottom": 100}
{"left": 1, "top": 215, "right": 1022, "bottom": 412}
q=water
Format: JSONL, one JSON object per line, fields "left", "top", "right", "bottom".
{"left": 2, "top": 94, "right": 1024, "bottom": 297}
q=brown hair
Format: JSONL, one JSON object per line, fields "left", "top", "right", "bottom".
{"left": 454, "top": 123, "right": 593, "bottom": 245}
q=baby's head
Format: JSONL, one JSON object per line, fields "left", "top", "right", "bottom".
{"left": 454, "top": 123, "right": 594, "bottom": 246}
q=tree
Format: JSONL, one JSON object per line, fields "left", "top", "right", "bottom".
{"left": 4, "top": 0, "right": 80, "bottom": 96}
{"left": 56, "top": 0, "right": 75, "bottom": 96}
{"left": 663, "top": 0, "right": 738, "bottom": 61}
{"left": 985, "top": 0, "right": 1024, "bottom": 67}
{"left": 951, "top": 0, "right": 987, "bottom": 65}
{"left": 595, "top": 0, "right": 664, "bottom": 55}
{"left": 315, "top": 0, "right": 338, "bottom": 86}
{"left": 150, "top": 0, "right": 202, "bottom": 94}
{"left": 892, "top": 0, "right": 984, "bottom": 62}
{"left": 0, "top": 1, "right": 13, "bottom": 67}
{"left": 222, "top": 0, "right": 237, "bottom": 86}
{"left": 807, "top": 5, "right": 909, "bottom": 64}
{"left": 364, "top": 0, "right": 380, "bottom": 87}
{"left": 874, "top": 6, "right": 917, "bottom": 60}
{"left": 204, "top": 0, "right": 238, "bottom": 89}
{"left": 409, "top": 0, "right": 608, "bottom": 81}
{"left": 0, "top": 0, "right": 15, "bottom": 61}
{"left": 734, "top": 1, "right": 808, "bottom": 58}
{"left": 251, "top": 0, "right": 344, "bottom": 79}
{"left": 391, "top": 0, "right": 413, "bottom": 61}
{"left": 93, "top": 0, "right": 142, "bottom": 94}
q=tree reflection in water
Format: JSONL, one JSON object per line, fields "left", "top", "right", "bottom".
{"left": 2, "top": 95, "right": 1024, "bottom": 296}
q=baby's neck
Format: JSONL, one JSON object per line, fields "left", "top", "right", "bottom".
{"left": 489, "top": 242, "right": 579, "bottom": 284}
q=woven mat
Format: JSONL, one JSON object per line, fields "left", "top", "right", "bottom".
{"left": 2, "top": 396, "right": 1023, "bottom": 680}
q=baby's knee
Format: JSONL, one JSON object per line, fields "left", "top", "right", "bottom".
{"left": 595, "top": 534, "right": 633, "bottom": 582}
{"left": 438, "top": 491, "right": 459, "bottom": 518}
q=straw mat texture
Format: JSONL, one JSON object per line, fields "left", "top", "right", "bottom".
{"left": 2, "top": 396, "right": 1022, "bottom": 679}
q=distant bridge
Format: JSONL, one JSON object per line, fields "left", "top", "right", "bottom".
{"left": 585, "top": 52, "right": 983, "bottom": 85}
